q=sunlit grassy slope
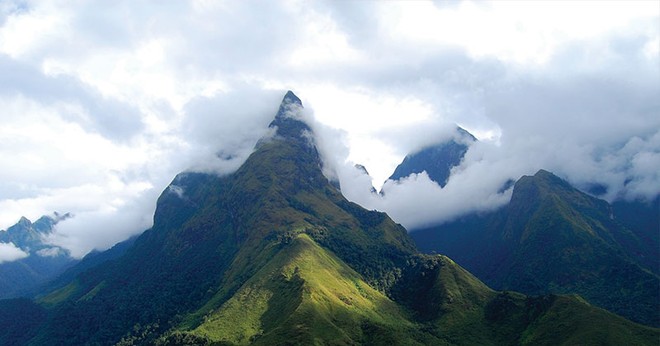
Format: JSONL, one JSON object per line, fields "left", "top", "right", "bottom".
{"left": 187, "top": 234, "right": 418, "bottom": 345}
{"left": 2, "top": 92, "right": 657, "bottom": 345}
{"left": 161, "top": 234, "right": 660, "bottom": 346}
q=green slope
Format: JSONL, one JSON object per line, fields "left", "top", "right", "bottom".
{"left": 1, "top": 92, "right": 657, "bottom": 345}
{"left": 166, "top": 235, "right": 660, "bottom": 346}
{"left": 611, "top": 196, "right": 660, "bottom": 274}
{"left": 182, "top": 234, "right": 419, "bottom": 345}
{"left": 520, "top": 295, "right": 659, "bottom": 345}
{"left": 15, "top": 91, "right": 417, "bottom": 345}
{"left": 412, "top": 169, "right": 660, "bottom": 327}
{"left": 0, "top": 214, "right": 76, "bottom": 299}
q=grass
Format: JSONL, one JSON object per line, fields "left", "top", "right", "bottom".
{"left": 521, "top": 295, "right": 660, "bottom": 345}
{"left": 186, "top": 234, "right": 417, "bottom": 345}
{"left": 413, "top": 169, "right": 660, "bottom": 327}
{"left": 78, "top": 280, "right": 106, "bottom": 301}
{"left": 36, "top": 279, "right": 79, "bottom": 306}
{"left": 15, "top": 116, "right": 660, "bottom": 345}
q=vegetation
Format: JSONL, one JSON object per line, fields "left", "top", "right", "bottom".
{"left": 181, "top": 234, "right": 418, "bottom": 345}
{"left": 0, "top": 215, "right": 76, "bottom": 299}
{"left": 0, "top": 298, "right": 46, "bottom": 345}
{"left": 412, "top": 169, "right": 660, "bottom": 327}
{"left": 611, "top": 196, "right": 660, "bottom": 274}
{"left": 0, "top": 92, "right": 657, "bottom": 345}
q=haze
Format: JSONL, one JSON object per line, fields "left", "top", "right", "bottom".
{"left": 0, "top": 1, "right": 658, "bottom": 257}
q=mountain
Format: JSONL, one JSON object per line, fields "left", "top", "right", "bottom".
{"left": 387, "top": 126, "right": 476, "bottom": 187}
{"left": 1, "top": 92, "right": 657, "bottom": 345}
{"left": 412, "top": 169, "right": 660, "bottom": 327}
{"left": 37, "top": 235, "right": 138, "bottom": 297}
{"left": 0, "top": 213, "right": 69, "bottom": 251}
{"left": 0, "top": 213, "right": 76, "bottom": 299}
{"left": 611, "top": 196, "right": 660, "bottom": 274}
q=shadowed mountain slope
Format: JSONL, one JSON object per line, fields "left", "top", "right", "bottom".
{"left": 387, "top": 127, "right": 476, "bottom": 187}
{"left": 0, "top": 92, "right": 657, "bottom": 345}
{"left": 412, "top": 169, "right": 660, "bottom": 327}
{"left": 0, "top": 214, "right": 75, "bottom": 299}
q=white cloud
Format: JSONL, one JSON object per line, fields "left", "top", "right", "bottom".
{"left": 44, "top": 190, "right": 156, "bottom": 258}
{"left": 302, "top": 85, "right": 443, "bottom": 187}
{"left": 0, "top": 2, "right": 69, "bottom": 59}
{"left": 287, "top": 5, "right": 363, "bottom": 67}
{"left": 378, "top": 0, "right": 658, "bottom": 65}
{"left": 0, "top": 242, "right": 29, "bottom": 263}
{"left": 36, "top": 247, "right": 66, "bottom": 257}
{"left": 0, "top": 0, "right": 657, "bottom": 253}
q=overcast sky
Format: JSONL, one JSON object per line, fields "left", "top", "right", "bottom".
{"left": 0, "top": 1, "right": 658, "bottom": 257}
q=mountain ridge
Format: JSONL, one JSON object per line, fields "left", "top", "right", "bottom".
{"left": 0, "top": 213, "right": 75, "bottom": 299}
{"left": 387, "top": 126, "right": 476, "bottom": 188}
{"left": 0, "top": 91, "right": 657, "bottom": 345}
{"left": 412, "top": 169, "right": 660, "bottom": 326}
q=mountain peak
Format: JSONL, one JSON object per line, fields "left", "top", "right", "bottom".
{"left": 533, "top": 169, "right": 554, "bottom": 179}
{"left": 354, "top": 164, "right": 370, "bottom": 176}
{"left": 6, "top": 91, "right": 659, "bottom": 344}
{"left": 508, "top": 168, "right": 612, "bottom": 241}
{"left": 17, "top": 216, "right": 31, "bottom": 226}
{"left": 387, "top": 126, "right": 477, "bottom": 187}
{"left": 274, "top": 90, "right": 303, "bottom": 120}
{"left": 283, "top": 90, "right": 302, "bottom": 107}
{"left": 269, "top": 90, "right": 313, "bottom": 142}
{"left": 456, "top": 126, "right": 477, "bottom": 142}
{"left": 516, "top": 169, "right": 573, "bottom": 194}
{"left": 33, "top": 212, "right": 71, "bottom": 234}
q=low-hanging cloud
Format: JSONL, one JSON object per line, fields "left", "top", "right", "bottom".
{"left": 319, "top": 65, "right": 660, "bottom": 228}
{"left": 312, "top": 45, "right": 659, "bottom": 229}
{"left": 0, "top": 242, "right": 29, "bottom": 263}
{"left": 319, "top": 138, "right": 513, "bottom": 230}
{"left": 309, "top": 5, "right": 659, "bottom": 229}
{"left": 181, "top": 87, "right": 283, "bottom": 175}
{"left": 38, "top": 86, "right": 287, "bottom": 258}
{"left": 0, "top": 0, "right": 657, "bottom": 254}
{"left": 324, "top": 125, "right": 659, "bottom": 230}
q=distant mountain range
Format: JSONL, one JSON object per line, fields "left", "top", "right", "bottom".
{"left": 387, "top": 126, "right": 475, "bottom": 188}
{"left": 0, "top": 213, "right": 76, "bottom": 299}
{"left": 398, "top": 133, "right": 660, "bottom": 327}
{"left": 0, "top": 92, "right": 657, "bottom": 345}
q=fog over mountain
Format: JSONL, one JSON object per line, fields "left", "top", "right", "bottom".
{"left": 0, "top": 1, "right": 657, "bottom": 257}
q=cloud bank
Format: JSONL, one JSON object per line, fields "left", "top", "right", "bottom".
{"left": 0, "top": 1, "right": 657, "bottom": 254}
{"left": 0, "top": 242, "right": 29, "bottom": 263}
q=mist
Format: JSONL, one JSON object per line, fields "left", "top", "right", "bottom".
{"left": 0, "top": 0, "right": 656, "bottom": 257}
